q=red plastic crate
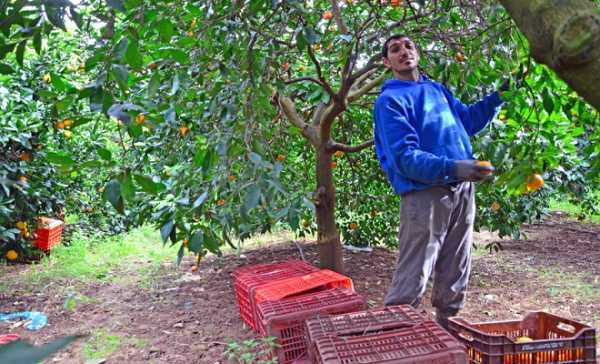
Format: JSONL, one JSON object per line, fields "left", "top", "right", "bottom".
{"left": 448, "top": 312, "right": 597, "bottom": 364}
{"left": 253, "top": 269, "right": 354, "bottom": 305}
{"left": 257, "top": 288, "right": 366, "bottom": 364}
{"left": 305, "top": 305, "right": 426, "bottom": 344}
{"left": 33, "top": 217, "right": 64, "bottom": 252}
{"left": 312, "top": 320, "right": 468, "bottom": 363}
{"left": 232, "top": 260, "right": 319, "bottom": 331}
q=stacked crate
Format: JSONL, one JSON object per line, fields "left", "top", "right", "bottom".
{"left": 304, "top": 305, "right": 468, "bottom": 364}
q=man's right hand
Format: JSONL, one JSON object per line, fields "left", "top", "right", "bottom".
{"left": 453, "top": 160, "right": 494, "bottom": 182}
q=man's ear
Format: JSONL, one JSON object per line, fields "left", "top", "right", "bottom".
{"left": 382, "top": 57, "right": 391, "bottom": 69}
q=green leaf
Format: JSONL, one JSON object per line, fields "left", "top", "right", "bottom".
{"left": 111, "top": 64, "right": 129, "bottom": 91}
{"left": 176, "top": 244, "right": 184, "bottom": 265}
{"left": 303, "top": 197, "right": 315, "bottom": 212}
{"left": 97, "top": 148, "right": 112, "bottom": 161}
{"left": 118, "top": 172, "right": 135, "bottom": 201}
{"left": 160, "top": 219, "right": 174, "bottom": 244}
{"left": 0, "top": 335, "right": 84, "bottom": 364}
{"left": 80, "top": 160, "right": 103, "bottom": 169}
{"left": 15, "top": 40, "right": 26, "bottom": 67}
{"left": 46, "top": 5, "right": 66, "bottom": 31}
{"left": 134, "top": 174, "right": 159, "bottom": 194}
{"left": 189, "top": 230, "right": 204, "bottom": 253}
{"left": 0, "top": 63, "right": 14, "bottom": 74}
{"left": 103, "top": 180, "right": 123, "bottom": 213}
{"left": 303, "top": 26, "right": 320, "bottom": 45}
{"left": 147, "top": 72, "right": 160, "bottom": 97}
{"left": 203, "top": 231, "right": 220, "bottom": 253}
{"left": 47, "top": 152, "right": 75, "bottom": 166}
{"left": 192, "top": 191, "right": 208, "bottom": 209}
{"left": 157, "top": 19, "right": 174, "bottom": 42}
{"left": 125, "top": 39, "right": 143, "bottom": 69}
{"left": 106, "top": 0, "right": 126, "bottom": 12}
{"left": 243, "top": 184, "right": 261, "bottom": 213}
{"left": 33, "top": 31, "right": 41, "bottom": 54}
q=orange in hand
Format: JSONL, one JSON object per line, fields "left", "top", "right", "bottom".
{"left": 475, "top": 160, "right": 494, "bottom": 175}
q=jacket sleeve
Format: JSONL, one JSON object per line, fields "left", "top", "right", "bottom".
{"left": 375, "top": 95, "right": 455, "bottom": 184}
{"left": 442, "top": 87, "right": 504, "bottom": 136}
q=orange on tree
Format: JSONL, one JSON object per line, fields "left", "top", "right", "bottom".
{"left": 19, "top": 151, "right": 31, "bottom": 162}
{"left": 491, "top": 202, "right": 501, "bottom": 212}
{"left": 136, "top": 113, "right": 146, "bottom": 125}
{"left": 187, "top": 31, "right": 194, "bottom": 37}
{"left": 183, "top": 239, "right": 189, "bottom": 248}
{"left": 63, "top": 118, "right": 74, "bottom": 127}
{"left": 56, "top": 121, "right": 65, "bottom": 129}
{"left": 330, "top": 161, "right": 337, "bottom": 169}
{"left": 16, "top": 221, "right": 27, "bottom": 230}
{"left": 217, "top": 198, "right": 226, "bottom": 206}
{"left": 148, "top": 62, "right": 158, "bottom": 70}
{"left": 390, "top": 0, "right": 402, "bottom": 7}
{"left": 526, "top": 174, "right": 544, "bottom": 192}
{"left": 349, "top": 222, "right": 358, "bottom": 230}
{"left": 179, "top": 126, "right": 189, "bottom": 137}
{"left": 5, "top": 250, "right": 18, "bottom": 261}
{"left": 334, "top": 150, "right": 344, "bottom": 158}
{"left": 282, "top": 62, "right": 290, "bottom": 71}
{"left": 455, "top": 52, "right": 466, "bottom": 62}
{"left": 276, "top": 154, "right": 285, "bottom": 161}
{"left": 475, "top": 160, "right": 493, "bottom": 175}
{"left": 228, "top": 175, "right": 236, "bottom": 182}
{"left": 322, "top": 10, "right": 333, "bottom": 20}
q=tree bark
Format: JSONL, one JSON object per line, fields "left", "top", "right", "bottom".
{"left": 499, "top": 0, "right": 600, "bottom": 110}
{"left": 314, "top": 147, "right": 344, "bottom": 274}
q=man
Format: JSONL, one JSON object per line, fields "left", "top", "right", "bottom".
{"left": 373, "top": 34, "right": 508, "bottom": 330}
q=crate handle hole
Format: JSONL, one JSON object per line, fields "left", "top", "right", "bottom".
{"left": 556, "top": 322, "right": 576, "bottom": 333}
{"left": 458, "top": 331, "right": 474, "bottom": 342}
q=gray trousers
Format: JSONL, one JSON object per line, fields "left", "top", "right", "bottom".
{"left": 384, "top": 182, "right": 475, "bottom": 318}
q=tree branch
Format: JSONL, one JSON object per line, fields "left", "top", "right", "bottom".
{"left": 307, "top": 45, "right": 337, "bottom": 99}
{"left": 348, "top": 71, "right": 388, "bottom": 102}
{"left": 328, "top": 139, "right": 374, "bottom": 153}
{"left": 329, "top": 0, "right": 349, "bottom": 34}
{"left": 284, "top": 76, "right": 325, "bottom": 88}
{"left": 276, "top": 94, "right": 319, "bottom": 145}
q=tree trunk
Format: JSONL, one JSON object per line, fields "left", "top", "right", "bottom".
{"left": 315, "top": 147, "right": 345, "bottom": 274}
{"left": 499, "top": 0, "right": 600, "bottom": 110}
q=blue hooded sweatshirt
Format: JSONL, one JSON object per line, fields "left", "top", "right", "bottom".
{"left": 373, "top": 76, "right": 503, "bottom": 195}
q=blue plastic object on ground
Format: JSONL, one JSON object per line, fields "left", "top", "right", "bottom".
{"left": 0, "top": 311, "right": 48, "bottom": 331}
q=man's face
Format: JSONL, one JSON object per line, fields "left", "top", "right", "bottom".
{"left": 383, "top": 37, "right": 420, "bottom": 75}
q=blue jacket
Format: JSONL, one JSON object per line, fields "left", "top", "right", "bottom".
{"left": 373, "top": 76, "right": 503, "bottom": 195}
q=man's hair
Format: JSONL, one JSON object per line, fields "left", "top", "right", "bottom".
{"left": 382, "top": 34, "right": 415, "bottom": 58}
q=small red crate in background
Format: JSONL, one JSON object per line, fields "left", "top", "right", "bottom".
{"left": 257, "top": 288, "right": 366, "bottom": 364}
{"left": 253, "top": 269, "right": 353, "bottom": 305}
{"left": 33, "top": 217, "right": 64, "bottom": 252}
{"left": 448, "top": 311, "right": 597, "bottom": 364}
{"left": 232, "top": 260, "right": 319, "bottom": 332}
{"left": 312, "top": 320, "right": 468, "bottom": 364}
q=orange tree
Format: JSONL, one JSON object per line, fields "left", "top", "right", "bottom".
{"left": 1, "top": 0, "right": 599, "bottom": 271}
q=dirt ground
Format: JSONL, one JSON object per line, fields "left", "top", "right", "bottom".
{"left": 1, "top": 212, "right": 599, "bottom": 363}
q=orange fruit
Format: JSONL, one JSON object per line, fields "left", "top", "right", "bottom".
{"left": 136, "top": 113, "right": 145, "bottom": 125}
{"left": 19, "top": 152, "right": 31, "bottom": 162}
{"left": 5, "top": 250, "right": 18, "bottom": 261}
{"left": 187, "top": 31, "right": 194, "bottom": 37}
{"left": 491, "top": 202, "right": 500, "bottom": 212}
{"left": 276, "top": 154, "right": 285, "bottom": 162}
{"left": 455, "top": 52, "right": 466, "bottom": 62}
{"left": 179, "top": 126, "right": 189, "bottom": 137}
{"left": 63, "top": 119, "right": 74, "bottom": 127}
{"left": 390, "top": 0, "right": 401, "bottom": 7}
{"left": 56, "top": 121, "right": 65, "bottom": 129}
{"left": 183, "top": 239, "right": 189, "bottom": 248}
{"left": 217, "top": 199, "right": 226, "bottom": 206}
{"left": 228, "top": 175, "right": 236, "bottom": 182}
{"left": 148, "top": 62, "right": 158, "bottom": 70}
{"left": 526, "top": 174, "right": 544, "bottom": 192}
{"left": 19, "top": 176, "right": 28, "bottom": 184}
{"left": 349, "top": 222, "right": 358, "bottom": 230}
{"left": 334, "top": 150, "right": 344, "bottom": 158}
{"left": 330, "top": 161, "right": 337, "bottom": 169}
{"left": 475, "top": 160, "right": 493, "bottom": 175}
{"left": 16, "top": 221, "right": 27, "bottom": 230}
{"left": 282, "top": 62, "right": 290, "bottom": 71}
{"left": 322, "top": 11, "right": 333, "bottom": 20}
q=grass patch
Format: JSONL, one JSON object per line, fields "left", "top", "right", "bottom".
{"left": 549, "top": 197, "right": 600, "bottom": 223}
{"left": 538, "top": 268, "right": 600, "bottom": 304}
{"left": 82, "top": 329, "right": 121, "bottom": 362}
{"left": 14, "top": 225, "right": 178, "bottom": 292}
